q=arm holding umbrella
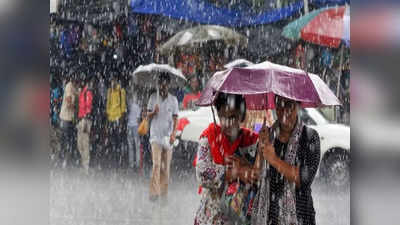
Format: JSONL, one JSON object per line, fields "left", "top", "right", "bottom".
{"left": 147, "top": 104, "right": 159, "bottom": 119}
{"left": 258, "top": 111, "right": 301, "bottom": 187}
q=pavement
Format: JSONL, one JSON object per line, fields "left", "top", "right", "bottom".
{"left": 50, "top": 168, "right": 349, "bottom": 225}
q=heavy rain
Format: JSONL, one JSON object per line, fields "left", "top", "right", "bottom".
{"left": 50, "top": 0, "right": 350, "bottom": 225}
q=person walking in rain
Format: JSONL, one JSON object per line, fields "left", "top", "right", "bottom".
{"left": 127, "top": 88, "right": 141, "bottom": 170}
{"left": 106, "top": 75, "right": 127, "bottom": 169}
{"left": 76, "top": 77, "right": 93, "bottom": 174}
{"left": 251, "top": 95, "right": 321, "bottom": 225}
{"left": 59, "top": 75, "right": 79, "bottom": 168}
{"left": 147, "top": 73, "right": 179, "bottom": 203}
{"left": 194, "top": 93, "right": 261, "bottom": 225}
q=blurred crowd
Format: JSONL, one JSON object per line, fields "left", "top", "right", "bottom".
{"left": 49, "top": 69, "right": 206, "bottom": 172}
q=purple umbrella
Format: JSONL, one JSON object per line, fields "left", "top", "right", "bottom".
{"left": 196, "top": 60, "right": 340, "bottom": 109}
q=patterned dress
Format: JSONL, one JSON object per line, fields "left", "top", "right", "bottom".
{"left": 194, "top": 137, "right": 229, "bottom": 225}
{"left": 194, "top": 127, "right": 259, "bottom": 225}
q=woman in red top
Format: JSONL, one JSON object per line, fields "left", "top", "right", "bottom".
{"left": 193, "top": 93, "right": 264, "bottom": 225}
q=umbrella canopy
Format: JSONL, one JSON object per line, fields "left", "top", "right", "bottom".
{"left": 224, "top": 59, "right": 254, "bottom": 69}
{"left": 282, "top": 5, "right": 350, "bottom": 48}
{"left": 131, "top": 63, "right": 187, "bottom": 90}
{"left": 158, "top": 25, "right": 248, "bottom": 55}
{"left": 196, "top": 60, "right": 340, "bottom": 109}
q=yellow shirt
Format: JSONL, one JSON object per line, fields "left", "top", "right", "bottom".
{"left": 106, "top": 85, "right": 127, "bottom": 121}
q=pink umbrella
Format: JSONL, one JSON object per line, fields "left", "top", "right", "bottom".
{"left": 196, "top": 60, "right": 340, "bottom": 109}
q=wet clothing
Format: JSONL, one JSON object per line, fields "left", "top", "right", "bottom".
{"left": 107, "top": 120, "right": 123, "bottom": 168}
{"left": 147, "top": 93, "right": 179, "bottom": 147}
{"left": 182, "top": 92, "right": 201, "bottom": 110}
{"left": 59, "top": 120, "right": 77, "bottom": 166}
{"left": 60, "top": 82, "right": 78, "bottom": 122}
{"left": 106, "top": 85, "right": 127, "bottom": 122}
{"left": 149, "top": 143, "right": 172, "bottom": 198}
{"left": 50, "top": 86, "right": 63, "bottom": 127}
{"left": 76, "top": 86, "right": 94, "bottom": 172}
{"left": 147, "top": 93, "right": 178, "bottom": 199}
{"left": 251, "top": 119, "right": 320, "bottom": 225}
{"left": 128, "top": 125, "right": 140, "bottom": 168}
{"left": 128, "top": 101, "right": 141, "bottom": 127}
{"left": 194, "top": 123, "right": 259, "bottom": 225}
{"left": 127, "top": 100, "right": 141, "bottom": 168}
{"left": 77, "top": 118, "right": 92, "bottom": 173}
{"left": 78, "top": 86, "right": 93, "bottom": 119}
{"left": 59, "top": 82, "right": 78, "bottom": 167}
{"left": 268, "top": 126, "right": 320, "bottom": 225}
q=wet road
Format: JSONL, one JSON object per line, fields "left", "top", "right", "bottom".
{"left": 50, "top": 169, "right": 349, "bottom": 225}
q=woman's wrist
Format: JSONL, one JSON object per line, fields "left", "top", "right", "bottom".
{"left": 268, "top": 153, "right": 279, "bottom": 168}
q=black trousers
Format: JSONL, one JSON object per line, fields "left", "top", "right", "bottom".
{"left": 104, "top": 120, "right": 129, "bottom": 169}
{"left": 59, "top": 120, "right": 78, "bottom": 167}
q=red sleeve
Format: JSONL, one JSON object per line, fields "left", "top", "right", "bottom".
{"left": 182, "top": 94, "right": 190, "bottom": 109}
{"left": 87, "top": 90, "right": 93, "bottom": 114}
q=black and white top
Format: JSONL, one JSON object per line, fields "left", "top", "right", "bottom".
{"left": 268, "top": 127, "right": 321, "bottom": 225}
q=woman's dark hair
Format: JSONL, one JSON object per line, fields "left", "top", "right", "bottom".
{"left": 214, "top": 92, "right": 246, "bottom": 122}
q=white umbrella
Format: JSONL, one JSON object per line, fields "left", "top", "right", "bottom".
{"left": 308, "top": 73, "right": 341, "bottom": 106}
{"left": 158, "top": 25, "right": 248, "bottom": 55}
{"left": 132, "top": 63, "right": 187, "bottom": 104}
{"left": 224, "top": 59, "right": 254, "bottom": 69}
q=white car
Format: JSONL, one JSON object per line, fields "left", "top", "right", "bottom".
{"left": 177, "top": 107, "right": 350, "bottom": 188}
{"left": 299, "top": 108, "right": 350, "bottom": 188}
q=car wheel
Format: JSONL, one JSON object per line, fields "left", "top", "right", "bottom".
{"left": 321, "top": 149, "right": 350, "bottom": 190}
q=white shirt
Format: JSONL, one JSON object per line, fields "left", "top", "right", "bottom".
{"left": 128, "top": 100, "right": 141, "bottom": 127}
{"left": 59, "top": 82, "right": 77, "bottom": 121}
{"left": 147, "top": 93, "right": 179, "bottom": 147}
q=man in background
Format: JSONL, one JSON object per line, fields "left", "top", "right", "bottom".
{"left": 147, "top": 73, "right": 179, "bottom": 202}
{"left": 127, "top": 88, "right": 141, "bottom": 171}
{"left": 76, "top": 76, "right": 93, "bottom": 174}
{"left": 106, "top": 75, "right": 127, "bottom": 169}
{"left": 59, "top": 75, "right": 79, "bottom": 168}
